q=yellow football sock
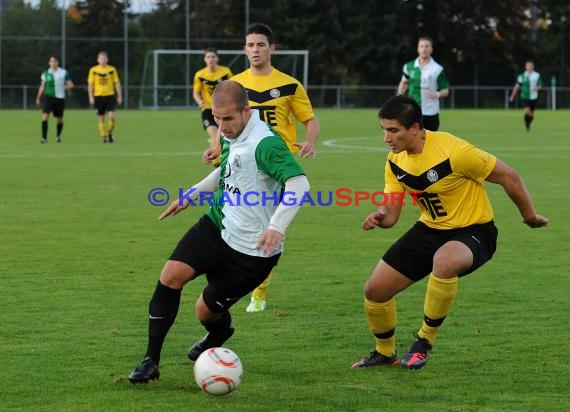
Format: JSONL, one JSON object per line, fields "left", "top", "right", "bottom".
{"left": 418, "top": 274, "right": 459, "bottom": 345}
{"left": 364, "top": 298, "right": 397, "bottom": 357}
{"left": 98, "top": 121, "right": 107, "bottom": 139}
{"left": 251, "top": 272, "right": 272, "bottom": 300}
{"left": 108, "top": 118, "right": 116, "bottom": 134}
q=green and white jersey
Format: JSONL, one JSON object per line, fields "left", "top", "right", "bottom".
{"left": 517, "top": 70, "right": 542, "bottom": 100}
{"left": 40, "top": 67, "right": 71, "bottom": 99}
{"left": 402, "top": 58, "right": 449, "bottom": 116}
{"left": 206, "top": 110, "right": 305, "bottom": 257}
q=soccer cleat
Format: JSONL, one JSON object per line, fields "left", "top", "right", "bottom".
{"left": 245, "top": 297, "right": 267, "bottom": 313}
{"left": 128, "top": 356, "right": 160, "bottom": 384}
{"left": 351, "top": 351, "right": 400, "bottom": 368}
{"left": 56, "top": 137, "right": 61, "bottom": 143}
{"left": 41, "top": 138, "right": 47, "bottom": 144}
{"left": 187, "top": 326, "right": 235, "bottom": 361}
{"left": 108, "top": 133, "right": 114, "bottom": 143}
{"left": 401, "top": 334, "right": 432, "bottom": 369}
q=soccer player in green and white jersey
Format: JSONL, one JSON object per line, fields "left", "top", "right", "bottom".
{"left": 128, "top": 80, "right": 310, "bottom": 384}
{"left": 397, "top": 37, "right": 449, "bottom": 131}
{"left": 509, "top": 60, "right": 542, "bottom": 131}
{"left": 35, "top": 56, "right": 73, "bottom": 143}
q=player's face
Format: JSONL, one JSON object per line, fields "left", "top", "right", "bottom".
{"left": 244, "top": 33, "right": 275, "bottom": 68}
{"left": 204, "top": 52, "right": 219, "bottom": 70}
{"left": 525, "top": 61, "right": 534, "bottom": 72}
{"left": 380, "top": 119, "right": 422, "bottom": 154}
{"left": 212, "top": 102, "right": 251, "bottom": 139}
{"left": 48, "top": 57, "right": 59, "bottom": 70}
{"left": 417, "top": 40, "right": 433, "bottom": 59}
{"left": 97, "top": 53, "right": 108, "bottom": 66}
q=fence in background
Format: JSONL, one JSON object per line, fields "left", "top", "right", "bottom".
{"left": 1, "top": 84, "right": 568, "bottom": 110}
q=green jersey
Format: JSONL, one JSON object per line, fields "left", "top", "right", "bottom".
{"left": 517, "top": 70, "right": 542, "bottom": 100}
{"left": 40, "top": 67, "right": 71, "bottom": 99}
{"left": 401, "top": 58, "right": 449, "bottom": 116}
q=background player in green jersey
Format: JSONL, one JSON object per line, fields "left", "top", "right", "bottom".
{"left": 509, "top": 60, "right": 542, "bottom": 131}
{"left": 35, "top": 56, "right": 73, "bottom": 143}
{"left": 128, "top": 80, "right": 310, "bottom": 384}
{"left": 397, "top": 36, "right": 449, "bottom": 131}
{"left": 352, "top": 95, "right": 548, "bottom": 370}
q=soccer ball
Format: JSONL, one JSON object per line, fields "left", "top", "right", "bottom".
{"left": 193, "top": 347, "right": 243, "bottom": 396}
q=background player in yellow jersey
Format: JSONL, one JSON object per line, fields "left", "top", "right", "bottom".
{"left": 193, "top": 47, "right": 233, "bottom": 165}
{"left": 203, "top": 23, "right": 320, "bottom": 313}
{"left": 352, "top": 95, "right": 548, "bottom": 370}
{"left": 87, "top": 51, "right": 122, "bottom": 143}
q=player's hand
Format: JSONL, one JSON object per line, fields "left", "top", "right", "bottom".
{"left": 256, "top": 229, "right": 283, "bottom": 256}
{"left": 117, "top": 96, "right": 123, "bottom": 105}
{"left": 89, "top": 97, "right": 95, "bottom": 106}
{"left": 294, "top": 141, "right": 317, "bottom": 158}
{"left": 523, "top": 214, "right": 549, "bottom": 228}
{"left": 35, "top": 99, "right": 40, "bottom": 108}
{"left": 158, "top": 197, "right": 190, "bottom": 221}
{"left": 202, "top": 147, "right": 220, "bottom": 165}
{"left": 362, "top": 209, "right": 386, "bottom": 230}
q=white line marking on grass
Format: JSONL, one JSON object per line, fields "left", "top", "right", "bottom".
{"left": 0, "top": 151, "right": 204, "bottom": 159}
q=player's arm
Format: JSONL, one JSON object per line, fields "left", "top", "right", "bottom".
{"left": 192, "top": 91, "right": 204, "bottom": 109}
{"left": 115, "top": 81, "right": 123, "bottom": 105}
{"left": 509, "top": 83, "right": 521, "bottom": 102}
{"left": 159, "top": 167, "right": 221, "bottom": 220}
{"left": 35, "top": 81, "right": 45, "bottom": 107}
{"left": 485, "top": 159, "right": 548, "bottom": 228}
{"left": 257, "top": 174, "right": 310, "bottom": 256}
{"left": 202, "top": 127, "right": 222, "bottom": 164}
{"left": 397, "top": 78, "right": 408, "bottom": 95}
{"left": 87, "top": 78, "right": 95, "bottom": 106}
{"left": 295, "top": 116, "right": 320, "bottom": 158}
{"left": 362, "top": 203, "right": 402, "bottom": 230}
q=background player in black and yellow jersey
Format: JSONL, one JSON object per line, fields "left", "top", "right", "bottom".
{"left": 193, "top": 48, "right": 233, "bottom": 165}
{"left": 87, "top": 51, "right": 122, "bottom": 143}
{"left": 352, "top": 95, "right": 548, "bottom": 370}
{"left": 203, "top": 23, "right": 320, "bottom": 313}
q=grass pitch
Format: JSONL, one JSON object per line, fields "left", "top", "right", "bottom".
{"left": 1, "top": 107, "right": 568, "bottom": 411}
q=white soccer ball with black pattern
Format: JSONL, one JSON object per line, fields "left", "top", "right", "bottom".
{"left": 193, "top": 347, "right": 243, "bottom": 395}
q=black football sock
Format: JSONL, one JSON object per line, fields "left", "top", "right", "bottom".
{"left": 41, "top": 121, "right": 48, "bottom": 139}
{"left": 524, "top": 114, "right": 531, "bottom": 128}
{"left": 201, "top": 310, "right": 233, "bottom": 339}
{"left": 57, "top": 122, "right": 63, "bottom": 137}
{"left": 145, "top": 280, "right": 182, "bottom": 363}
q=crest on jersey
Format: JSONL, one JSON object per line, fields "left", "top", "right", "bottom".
{"left": 232, "top": 154, "right": 242, "bottom": 169}
{"left": 426, "top": 169, "right": 439, "bottom": 183}
{"left": 270, "top": 88, "right": 281, "bottom": 99}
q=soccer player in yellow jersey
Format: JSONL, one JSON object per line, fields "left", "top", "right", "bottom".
{"left": 193, "top": 48, "right": 233, "bottom": 165}
{"left": 87, "top": 51, "right": 122, "bottom": 143}
{"left": 352, "top": 95, "right": 548, "bottom": 370}
{"left": 203, "top": 23, "right": 320, "bottom": 313}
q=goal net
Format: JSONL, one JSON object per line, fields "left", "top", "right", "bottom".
{"left": 140, "top": 49, "right": 309, "bottom": 109}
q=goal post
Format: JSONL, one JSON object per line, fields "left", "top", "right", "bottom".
{"left": 140, "top": 49, "right": 309, "bottom": 109}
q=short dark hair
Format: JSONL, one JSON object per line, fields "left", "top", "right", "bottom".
{"left": 246, "top": 23, "right": 275, "bottom": 45}
{"left": 418, "top": 36, "right": 433, "bottom": 46}
{"left": 204, "top": 47, "right": 218, "bottom": 55}
{"left": 379, "top": 95, "right": 423, "bottom": 129}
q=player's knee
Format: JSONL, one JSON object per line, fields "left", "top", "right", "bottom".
{"left": 363, "top": 280, "right": 393, "bottom": 303}
{"left": 159, "top": 260, "right": 195, "bottom": 288}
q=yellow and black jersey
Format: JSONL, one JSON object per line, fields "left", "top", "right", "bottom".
{"left": 231, "top": 68, "right": 315, "bottom": 153}
{"left": 384, "top": 131, "right": 497, "bottom": 229}
{"left": 87, "top": 65, "right": 120, "bottom": 96}
{"left": 193, "top": 66, "right": 233, "bottom": 109}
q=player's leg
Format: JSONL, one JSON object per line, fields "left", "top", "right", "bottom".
{"left": 188, "top": 244, "right": 280, "bottom": 361}
{"left": 94, "top": 97, "right": 108, "bottom": 142}
{"left": 54, "top": 99, "right": 65, "bottom": 143}
{"left": 107, "top": 96, "right": 118, "bottom": 143}
{"left": 246, "top": 272, "right": 272, "bottom": 313}
{"left": 202, "top": 110, "right": 220, "bottom": 166}
{"left": 351, "top": 260, "right": 414, "bottom": 368}
{"left": 40, "top": 97, "right": 51, "bottom": 143}
{"left": 523, "top": 100, "right": 532, "bottom": 131}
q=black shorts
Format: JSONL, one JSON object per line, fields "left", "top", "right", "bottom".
{"left": 522, "top": 99, "right": 537, "bottom": 111}
{"left": 382, "top": 221, "right": 498, "bottom": 282}
{"left": 94, "top": 95, "right": 117, "bottom": 115}
{"left": 42, "top": 96, "right": 65, "bottom": 117}
{"left": 201, "top": 109, "right": 217, "bottom": 129}
{"left": 169, "top": 216, "right": 280, "bottom": 313}
{"left": 422, "top": 114, "right": 440, "bottom": 131}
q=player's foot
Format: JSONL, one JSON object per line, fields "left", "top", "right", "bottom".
{"left": 187, "top": 326, "right": 234, "bottom": 361}
{"left": 128, "top": 356, "right": 160, "bottom": 384}
{"left": 56, "top": 137, "right": 61, "bottom": 143}
{"left": 401, "top": 334, "right": 432, "bottom": 370}
{"left": 245, "top": 296, "right": 267, "bottom": 313}
{"left": 103, "top": 138, "right": 109, "bottom": 143}
{"left": 41, "top": 138, "right": 47, "bottom": 144}
{"left": 108, "top": 133, "right": 114, "bottom": 143}
{"left": 351, "top": 351, "right": 400, "bottom": 368}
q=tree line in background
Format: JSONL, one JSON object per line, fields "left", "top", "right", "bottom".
{"left": 1, "top": 0, "right": 569, "bottom": 105}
